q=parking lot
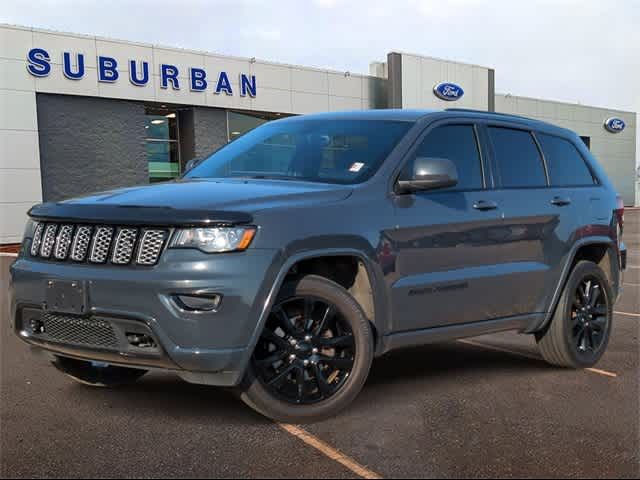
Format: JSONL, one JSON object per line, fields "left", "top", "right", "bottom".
{"left": 1, "top": 211, "right": 638, "bottom": 478}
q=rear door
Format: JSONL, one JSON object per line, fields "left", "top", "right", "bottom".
{"left": 389, "top": 120, "right": 508, "bottom": 332}
{"left": 483, "top": 124, "right": 563, "bottom": 317}
{"left": 534, "top": 131, "right": 602, "bottom": 304}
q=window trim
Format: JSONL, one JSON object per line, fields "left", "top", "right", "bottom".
{"left": 392, "top": 120, "right": 487, "bottom": 195}
{"left": 486, "top": 124, "right": 549, "bottom": 190}
{"left": 533, "top": 131, "right": 600, "bottom": 188}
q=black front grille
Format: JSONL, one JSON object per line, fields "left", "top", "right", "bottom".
{"left": 40, "top": 313, "right": 119, "bottom": 350}
{"left": 30, "top": 222, "right": 169, "bottom": 266}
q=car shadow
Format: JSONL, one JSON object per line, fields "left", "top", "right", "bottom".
{"left": 66, "top": 374, "right": 270, "bottom": 426}
{"left": 69, "top": 340, "right": 552, "bottom": 424}
{"left": 366, "top": 340, "right": 550, "bottom": 387}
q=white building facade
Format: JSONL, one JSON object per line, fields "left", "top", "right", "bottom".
{"left": 0, "top": 24, "right": 636, "bottom": 244}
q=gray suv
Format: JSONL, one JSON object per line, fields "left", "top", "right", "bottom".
{"left": 9, "top": 109, "right": 627, "bottom": 422}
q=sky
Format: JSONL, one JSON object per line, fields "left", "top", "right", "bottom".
{"left": 2, "top": 0, "right": 639, "bottom": 168}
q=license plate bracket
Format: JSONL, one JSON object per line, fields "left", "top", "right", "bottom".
{"left": 44, "top": 280, "right": 88, "bottom": 315}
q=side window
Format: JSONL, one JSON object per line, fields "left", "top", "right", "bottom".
{"left": 537, "top": 133, "right": 595, "bottom": 186}
{"left": 488, "top": 127, "right": 547, "bottom": 188}
{"left": 402, "top": 125, "right": 483, "bottom": 191}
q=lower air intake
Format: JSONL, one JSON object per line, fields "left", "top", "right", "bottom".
{"left": 39, "top": 313, "right": 120, "bottom": 350}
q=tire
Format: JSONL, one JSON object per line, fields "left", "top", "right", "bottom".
{"left": 52, "top": 356, "right": 148, "bottom": 387}
{"left": 238, "top": 275, "right": 374, "bottom": 423}
{"left": 536, "top": 260, "right": 613, "bottom": 368}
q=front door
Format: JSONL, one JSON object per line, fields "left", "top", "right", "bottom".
{"left": 388, "top": 122, "right": 507, "bottom": 333}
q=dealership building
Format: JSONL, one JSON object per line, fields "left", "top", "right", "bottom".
{"left": 0, "top": 23, "right": 637, "bottom": 244}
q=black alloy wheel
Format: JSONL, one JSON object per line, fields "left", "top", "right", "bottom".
{"left": 536, "top": 260, "right": 613, "bottom": 368}
{"left": 252, "top": 295, "right": 356, "bottom": 405}
{"left": 570, "top": 276, "right": 609, "bottom": 354}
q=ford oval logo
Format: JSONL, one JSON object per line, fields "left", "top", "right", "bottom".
{"left": 434, "top": 82, "right": 464, "bottom": 101}
{"left": 604, "top": 117, "right": 626, "bottom": 133}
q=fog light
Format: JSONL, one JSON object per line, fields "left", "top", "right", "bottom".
{"left": 126, "top": 333, "right": 157, "bottom": 349}
{"left": 174, "top": 294, "right": 222, "bottom": 312}
{"left": 30, "top": 318, "right": 46, "bottom": 334}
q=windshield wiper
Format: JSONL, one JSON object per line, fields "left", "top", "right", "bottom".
{"left": 234, "top": 174, "right": 306, "bottom": 181}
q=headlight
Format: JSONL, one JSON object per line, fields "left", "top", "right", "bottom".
{"left": 170, "top": 227, "right": 256, "bottom": 253}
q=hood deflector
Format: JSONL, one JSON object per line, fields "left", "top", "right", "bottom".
{"left": 28, "top": 203, "right": 253, "bottom": 227}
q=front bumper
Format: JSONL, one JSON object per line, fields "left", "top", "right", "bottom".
{"left": 9, "top": 247, "right": 282, "bottom": 386}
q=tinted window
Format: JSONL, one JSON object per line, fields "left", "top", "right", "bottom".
{"left": 401, "top": 125, "right": 483, "bottom": 191}
{"left": 186, "top": 119, "right": 411, "bottom": 185}
{"left": 538, "top": 134, "right": 595, "bottom": 186}
{"left": 488, "top": 127, "right": 547, "bottom": 188}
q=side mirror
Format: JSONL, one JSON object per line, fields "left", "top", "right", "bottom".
{"left": 184, "top": 158, "right": 201, "bottom": 173}
{"left": 396, "top": 157, "right": 459, "bottom": 193}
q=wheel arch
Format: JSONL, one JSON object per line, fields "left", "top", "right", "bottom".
{"left": 239, "top": 248, "right": 390, "bottom": 378}
{"left": 530, "top": 236, "right": 619, "bottom": 334}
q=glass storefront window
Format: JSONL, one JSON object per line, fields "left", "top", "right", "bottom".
{"left": 145, "top": 109, "right": 180, "bottom": 183}
{"left": 227, "top": 110, "right": 283, "bottom": 141}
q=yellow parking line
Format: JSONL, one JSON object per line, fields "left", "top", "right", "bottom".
{"left": 279, "top": 423, "right": 383, "bottom": 479}
{"left": 586, "top": 368, "right": 618, "bottom": 378}
{"left": 615, "top": 311, "right": 640, "bottom": 318}
{"left": 457, "top": 339, "right": 618, "bottom": 378}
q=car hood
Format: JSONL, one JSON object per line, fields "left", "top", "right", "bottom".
{"left": 28, "top": 178, "right": 353, "bottom": 226}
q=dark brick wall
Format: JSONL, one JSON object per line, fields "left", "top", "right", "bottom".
{"left": 36, "top": 93, "right": 147, "bottom": 201}
{"left": 192, "top": 107, "right": 228, "bottom": 160}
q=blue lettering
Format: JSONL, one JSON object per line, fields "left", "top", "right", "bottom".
{"left": 215, "top": 71, "right": 233, "bottom": 95}
{"left": 62, "top": 52, "right": 85, "bottom": 80}
{"left": 98, "top": 56, "right": 119, "bottom": 82}
{"left": 240, "top": 74, "right": 256, "bottom": 97}
{"left": 129, "top": 60, "right": 149, "bottom": 86}
{"left": 160, "top": 64, "right": 180, "bottom": 90}
{"left": 190, "top": 68, "right": 207, "bottom": 91}
{"left": 26, "top": 48, "right": 51, "bottom": 77}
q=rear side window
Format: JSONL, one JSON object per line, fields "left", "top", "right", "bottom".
{"left": 537, "top": 134, "right": 595, "bottom": 186}
{"left": 488, "top": 127, "right": 547, "bottom": 188}
{"left": 402, "top": 125, "right": 483, "bottom": 191}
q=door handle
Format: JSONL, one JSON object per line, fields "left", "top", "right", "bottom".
{"left": 551, "top": 197, "right": 572, "bottom": 207}
{"left": 473, "top": 200, "right": 498, "bottom": 211}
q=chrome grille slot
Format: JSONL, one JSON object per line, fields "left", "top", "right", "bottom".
{"left": 137, "top": 230, "right": 168, "bottom": 266}
{"left": 31, "top": 222, "right": 45, "bottom": 256}
{"left": 54, "top": 225, "right": 74, "bottom": 260}
{"left": 40, "top": 224, "right": 58, "bottom": 258}
{"left": 112, "top": 228, "right": 138, "bottom": 265}
{"left": 30, "top": 222, "right": 168, "bottom": 266}
{"left": 70, "top": 226, "right": 92, "bottom": 262}
{"left": 89, "top": 227, "right": 114, "bottom": 264}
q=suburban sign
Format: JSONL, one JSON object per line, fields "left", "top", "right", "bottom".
{"left": 433, "top": 82, "right": 464, "bottom": 101}
{"left": 26, "top": 48, "right": 257, "bottom": 97}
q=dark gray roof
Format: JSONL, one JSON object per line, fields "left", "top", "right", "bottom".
{"left": 276, "top": 109, "right": 438, "bottom": 122}
{"left": 275, "top": 108, "right": 576, "bottom": 136}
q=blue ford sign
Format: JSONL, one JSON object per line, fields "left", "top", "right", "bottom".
{"left": 433, "top": 82, "right": 464, "bottom": 101}
{"left": 26, "top": 47, "right": 257, "bottom": 97}
{"left": 604, "top": 117, "right": 626, "bottom": 134}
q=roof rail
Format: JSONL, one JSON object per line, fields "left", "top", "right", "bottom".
{"left": 444, "top": 108, "right": 540, "bottom": 123}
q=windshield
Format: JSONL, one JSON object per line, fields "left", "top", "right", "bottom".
{"left": 185, "top": 119, "right": 412, "bottom": 184}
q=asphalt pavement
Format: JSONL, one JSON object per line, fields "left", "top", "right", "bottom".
{"left": 1, "top": 211, "right": 638, "bottom": 478}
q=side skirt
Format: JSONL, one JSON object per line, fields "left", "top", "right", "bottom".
{"left": 378, "top": 314, "right": 543, "bottom": 356}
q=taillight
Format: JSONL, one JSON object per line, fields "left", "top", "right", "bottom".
{"left": 615, "top": 194, "right": 624, "bottom": 242}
